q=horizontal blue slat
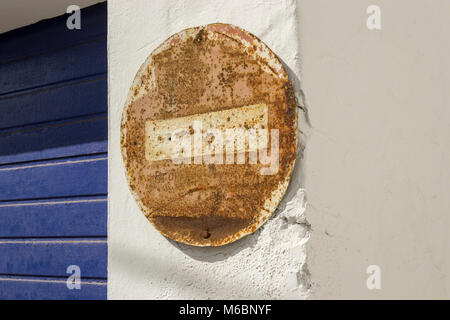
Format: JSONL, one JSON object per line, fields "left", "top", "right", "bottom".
{"left": 0, "top": 115, "right": 107, "bottom": 165}
{"left": 0, "top": 277, "right": 106, "bottom": 300}
{"left": 0, "top": 38, "right": 106, "bottom": 95}
{"left": 0, "top": 198, "right": 107, "bottom": 237}
{"left": 0, "top": 156, "right": 107, "bottom": 201}
{"left": 0, "top": 76, "right": 107, "bottom": 129}
{"left": 0, "top": 2, "right": 107, "bottom": 65}
{"left": 0, "top": 240, "right": 107, "bottom": 278}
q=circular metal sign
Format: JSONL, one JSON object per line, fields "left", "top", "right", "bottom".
{"left": 121, "top": 23, "right": 297, "bottom": 246}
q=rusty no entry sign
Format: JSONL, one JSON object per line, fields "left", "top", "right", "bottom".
{"left": 121, "top": 23, "right": 297, "bottom": 246}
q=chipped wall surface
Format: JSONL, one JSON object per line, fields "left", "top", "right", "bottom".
{"left": 109, "top": 0, "right": 450, "bottom": 300}
{"left": 108, "top": 0, "right": 310, "bottom": 299}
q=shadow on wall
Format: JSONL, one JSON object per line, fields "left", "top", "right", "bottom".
{"left": 111, "top": 237, "right": 268, "bottom": 298}
{"left": 167, "top": 61, "right": 313, "bottom": 263}
{"left": 109, "top": 56, "right": 313, "bottom": 298}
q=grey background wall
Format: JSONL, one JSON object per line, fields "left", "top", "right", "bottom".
{"left": 108, "top": 0, "right": 310, "bottom": 299}
{"left": 300, "top": 0, "right": 450, "bottom": 299}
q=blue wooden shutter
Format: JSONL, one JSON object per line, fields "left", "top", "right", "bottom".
{"left": 0, "top": 2, "right": 107, "bottom": 299}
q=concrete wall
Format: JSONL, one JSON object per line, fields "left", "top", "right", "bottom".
{"left": 108, "top": 0, "right": 450, "bottom": 299}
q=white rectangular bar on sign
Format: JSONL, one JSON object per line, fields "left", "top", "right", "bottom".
{"left": 145, "top": 103, "right": 268, "bottom": 162}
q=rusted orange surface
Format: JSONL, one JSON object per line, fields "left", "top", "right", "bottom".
{"left": 121, "top": 23, "right": 297, "bottom": 246}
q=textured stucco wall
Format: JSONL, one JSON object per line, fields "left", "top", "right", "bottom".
{"left": 0, "top": 0, "right": 101, "bottom": 33}
{"left": 108, "top": 0, "right": 310, "bottom": 299}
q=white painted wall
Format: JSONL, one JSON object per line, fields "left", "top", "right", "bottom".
{"left": 108, "top": 0, "right": 309, "bottom": 299}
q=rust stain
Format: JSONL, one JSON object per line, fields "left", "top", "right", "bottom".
{"left": 121, "top": 23, "right": 298, "bottom": 246}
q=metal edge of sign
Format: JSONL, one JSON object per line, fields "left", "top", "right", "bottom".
{"left": 120, "top": 23, "right": 298, "bottom": 246}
